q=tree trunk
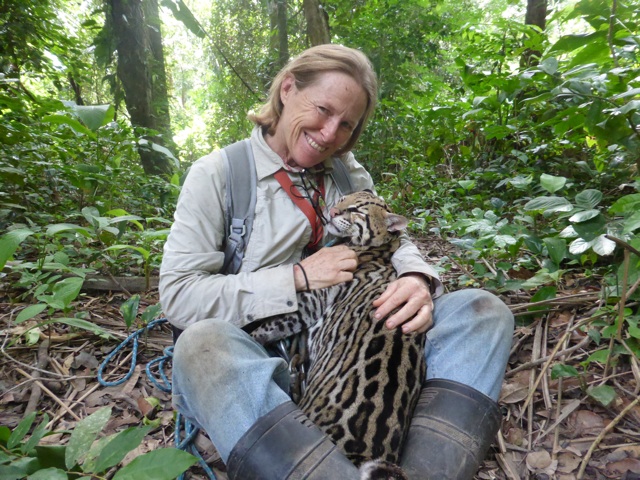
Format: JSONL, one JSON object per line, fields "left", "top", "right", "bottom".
{"left": 277, "top": 0, "right": 289, "bottom": 69}
{"left": 521, "top": 0, "right": 547, "bottom": 67}
{"left": 303, "top": 0, "right": 330, "bottom": 46}
{"left": 109, "top": 0, "right": 174, "bottom": 176}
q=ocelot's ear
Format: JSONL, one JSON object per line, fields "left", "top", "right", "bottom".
{"left": 385, "top": 213, "right": 408, "bottom": 232}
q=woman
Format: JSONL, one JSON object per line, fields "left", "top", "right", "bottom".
{"left": 159, "top": 44, "right": 514, "bottom": 479}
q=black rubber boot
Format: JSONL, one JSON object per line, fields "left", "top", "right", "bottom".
{"left": 226, "top": 401, "right": 361, "bottom": 480}
{"left": 399, "top": 379, "right": 502, "bottom": 480}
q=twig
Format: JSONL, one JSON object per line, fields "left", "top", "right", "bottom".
{"left": 25, "top": 340, "right": 50, "bottom": 415}
{"left": 16, "top": 367, "right": 82, "bottom": 422}
{"left": 577, "top": 395, "right": 640, "bottom": 479}
{"left": 507, "top": 335, "right": 591, "bottom": 377}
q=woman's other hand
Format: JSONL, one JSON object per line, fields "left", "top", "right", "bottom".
{"left": 373, "top": 273, "right": 433, "bottom": 334}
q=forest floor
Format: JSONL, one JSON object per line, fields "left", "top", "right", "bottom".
{"left": 1, "top": 233, "right": 640, "bottom": 480}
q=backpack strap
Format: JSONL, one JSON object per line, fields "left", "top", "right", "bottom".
{"left": 329, "top": 158, "right": 355, "bottom": 196}
{"left": 221, "top": 139, "right": 257, "bottom": 275}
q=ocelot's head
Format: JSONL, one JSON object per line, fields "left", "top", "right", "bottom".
{"left": 326, "top": 190, "right": 408, "bottom": 247}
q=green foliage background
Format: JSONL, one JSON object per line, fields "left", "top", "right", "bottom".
{"left": 1, "top": 0, "right": 640, "bottom": 475}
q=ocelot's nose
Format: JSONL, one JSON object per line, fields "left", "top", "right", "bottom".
{"left": 329, "top": 207, "right": 340, "bottom": 218}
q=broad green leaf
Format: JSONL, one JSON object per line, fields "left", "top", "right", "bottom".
{"left": 575, "top": 189, "right": 602, "bottom": 209}
{"left": 569, "top": 237, "right": 592, "bottom": 255}
{"left": 92, "top": 426, "right": 152, "bottom": 473}
{"left": 543, "top": 237, "right": 566, "bottom": 266}
{"left": 622, "top": 211, "right": 640, "bottom": 234}
{"left": 587, "top": 384, "right": 616, "bottom": 407}
{"left": 112, "top": 448, "right": 197, "bottom": 480}
{"left": 22, "top": 414, "right": 49, "bottom": 454}
{"left": 37, "top": 277, "right": 83, "bottom": 310}
{"left": 65, "top": 407, "right": 112, "bottom": 469}
{"left": 0, "top": 228, "right": 34, "bottom": 270}
{"left": 529, "top": 286, "right": 557, "bottom": 312}
{"left": 524, "top": 196, "right": 573, "bottom": 214}
{"left": 457, "top": 180, "right": 475, "bottom": 191}
{"left": 15, "top": 304, "right": 48, "bottom": 324}
{"left": 591, "top": 234, "right": 616, "bottom": 256}
{"left": 33, "top": 445, "right": 66, "bottom": 470}
{"left": 551, "top": 364, "right": 579, "bottom": 380}
{"left": 105, "top": 245, "right": 150, "bottom": 260}
{"left": 539, "top": 173, "right": 566, "bottom": 193}
{"left": 120, "top": 295, "right": 140, "bottom": 329}
{"left": 7, "top": 412, "right": 36, "bottom": 449}
{"left": 0, "top": 457, "right": 41, "bottom": 478}
{"left": 573, "top": 214, "right": 606, "bottom": 241}
{"left": 611, "top": 87, "right": 640, "bottom": 100}
{"left": 72, "top": 104, "right": 114, "bottom": 132}
{"left": 141, "top": 304, "right": 163, "bottom": 324}
{"left": 609, "top": 194, "right": 640, "bottom": 214}
{"left": 569, "top": 209, "right": 600, "bottom": 223}
{"left": 27, "top": 467, "right": 68, "bottom": 480}
{"left": 0, "top": 426, "right": 10, "bottom": 443}
{"left": 538, "top": 57, "right": 558, "bottom": 75}
{"left": 45, "top": 224, "right": 92, "bottom": 238}
{"left": 42, "top": 114, "right": 95, "bottom": 138}
{"left": 32, "top": 318, "right": 111, "bottom": 338}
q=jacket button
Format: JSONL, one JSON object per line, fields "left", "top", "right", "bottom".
{"left": 287, "top": 301, "right": 293, "bottom": 307}
{"left": 247, "top": 314, "right": 254, "bottom": 321}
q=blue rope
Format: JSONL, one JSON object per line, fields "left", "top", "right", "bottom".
{"left": 97, "top": 317, "right": 168, "bottom": 387}
{"left": 98, "top": 317, "right": 217, "bottom": 479}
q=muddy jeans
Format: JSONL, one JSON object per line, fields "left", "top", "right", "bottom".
{"left": 171, "top": 288, "right": 514, "bottom": 463}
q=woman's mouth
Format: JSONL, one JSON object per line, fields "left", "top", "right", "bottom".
{"left": 305, "top": 133, "right": 327, "bottom": 153}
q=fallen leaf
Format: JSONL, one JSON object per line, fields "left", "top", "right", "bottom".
{"left": 557, "top": 450, "right": 582, "bottom": 473}
{"left": 565, "top": 409, "right": 606, "bottom": 438}
{"left": 603, "top": 458, "right": 640, "bottom": 477}
{"left": 526, "top": 450, "right": 558, "bottom": 475}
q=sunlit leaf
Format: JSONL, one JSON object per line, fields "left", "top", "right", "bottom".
{"left": 65, "top": 407, "right": 111, "bottom": 469}
{"left": 591, "top": 234, "right": 616, "bottom": 256}
{"left": 539, "top": 173, "right": 566, "bottom": 193}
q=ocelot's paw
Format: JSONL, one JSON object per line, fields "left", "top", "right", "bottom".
{"left": 359, "top": 459, "right": 409, "bottom": 480}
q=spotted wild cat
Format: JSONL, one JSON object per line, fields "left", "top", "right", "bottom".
{"left": 250, "top": 190, "right": 426, "bottom": 480}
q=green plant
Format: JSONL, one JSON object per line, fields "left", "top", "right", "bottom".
{"left": 0, "top": 408, "right": 197, "bottom": 479}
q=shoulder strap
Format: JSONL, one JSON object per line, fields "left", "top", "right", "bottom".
{"left": 330, "top": 158, "right": 356, "bottom": 196}
{"left": 221, "top": 139, "right": 257, "bottom": 274}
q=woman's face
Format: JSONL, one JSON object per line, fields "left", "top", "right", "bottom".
{"left": 267, "top": 71, "right": 368, "bottom": 170}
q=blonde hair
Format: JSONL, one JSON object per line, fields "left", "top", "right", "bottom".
{"left": 249, "top": 44, "right": 378, "bottom": 155}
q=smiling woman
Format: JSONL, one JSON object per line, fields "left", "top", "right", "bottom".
{"left": 159, "top": 43, "right": 513, "bottom": 480}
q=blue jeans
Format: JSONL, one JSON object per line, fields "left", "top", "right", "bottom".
{"left": 171, "top": 288, "right": 514, "bottom": 463}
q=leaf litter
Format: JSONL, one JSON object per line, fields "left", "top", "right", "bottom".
{"left": 1, "top": 234, "right": 639, "bottom": 479}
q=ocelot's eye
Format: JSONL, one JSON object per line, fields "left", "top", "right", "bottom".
{"left": 346, "top": 207, "right": 360, "bottom": 213}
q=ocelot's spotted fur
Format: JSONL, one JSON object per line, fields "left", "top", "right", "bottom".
{"left": 250, "top": 190, "right": 427, "bottom": 480}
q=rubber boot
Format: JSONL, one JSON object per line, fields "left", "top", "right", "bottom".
{"left": 399, "top": 379, "right": 502, "bottom": 480}
{"left": 226, "top": 401, "right": 361, "bottom": 480}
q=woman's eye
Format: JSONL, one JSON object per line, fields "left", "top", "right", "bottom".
{"left": 317, "top": 106, "right": 329, "bottom": 115}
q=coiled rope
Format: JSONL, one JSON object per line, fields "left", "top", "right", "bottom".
{"left": 97, "top": 317, "right": 216, "bottom": 479}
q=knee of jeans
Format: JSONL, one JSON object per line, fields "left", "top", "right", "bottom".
{"left": 173, "top": 318, "right": 238, "bottom": 366}
{"left": 467, "top": 289, "right": 514, "bottom": 335}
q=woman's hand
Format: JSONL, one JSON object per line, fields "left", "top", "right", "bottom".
{"left": 295, "top": 245, "right": 358, "bottom": 290}
{"left": 372, "top": 273, "right": 434, "bottom": 334}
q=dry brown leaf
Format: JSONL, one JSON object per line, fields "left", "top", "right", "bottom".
{"left": 500, "top": 381, "right": 530, "bottom": 404}
{"left": 564, "top": 409, "right": 606, "bottom": 438}
{"left": 603, "top": 458, "right": 640, "bottom": 477}
{"left": 526, "top": 450, "right": 558, "bottom": 475}
{"left": 557, "top": 450, "right": 582, "bottom": 473}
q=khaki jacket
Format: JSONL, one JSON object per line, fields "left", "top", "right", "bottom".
{"left": 159, "top": 127, "right": 443, "bottom": 331}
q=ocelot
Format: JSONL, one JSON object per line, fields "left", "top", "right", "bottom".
{"left": 250, "top": 190, "right": 427, "bottom": 480}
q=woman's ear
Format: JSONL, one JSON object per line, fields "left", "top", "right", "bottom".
{"left": 280, "top": 74, "right": 295, "bottom": 105}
